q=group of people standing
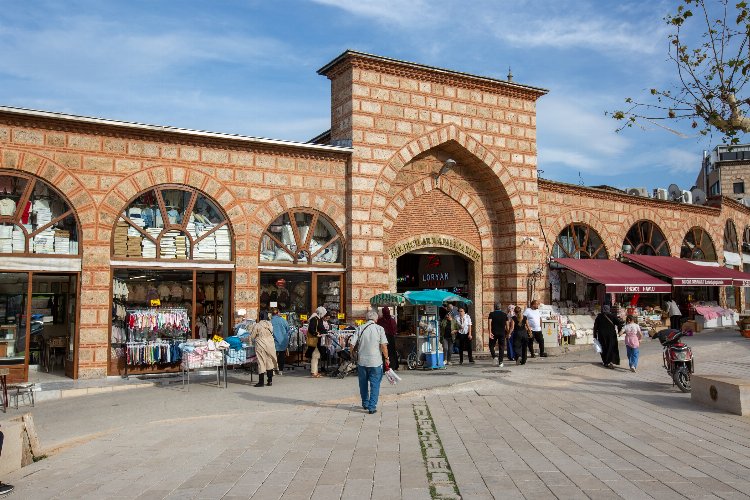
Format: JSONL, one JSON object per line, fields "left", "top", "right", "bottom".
{"left": 484, "top": 300, "right": 547, "bottom": 367}
{"left": 439, "top": 304, "right": 475, "bottom": 364}
{"left": 593, "top": 305, "right": 643, "bottom": 372}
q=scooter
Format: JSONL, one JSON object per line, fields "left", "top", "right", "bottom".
{"left": 654, "top": 329, "right": 694, "bottom": 393}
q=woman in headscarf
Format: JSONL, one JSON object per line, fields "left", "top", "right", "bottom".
{"left": 306, "top": 306, "right": 327, "bottom": 378}
{"left": 593, "top": 304, "right": 624, "bottom": 368}
{"left": 249, "top": 315, "right": 279, "bottom": 387}
{"left": 377, "top": 307, "right": 399, "bottom": 370}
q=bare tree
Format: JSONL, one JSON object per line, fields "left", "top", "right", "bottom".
{"left": 609, "top": 0, "right": 750, "bottom": 143}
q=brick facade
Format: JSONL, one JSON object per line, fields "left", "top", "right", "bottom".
{"left": 2, "top": 50, "right": 750, "bottom": 379}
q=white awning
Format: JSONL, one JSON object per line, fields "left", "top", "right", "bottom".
{"left": 0, "top": 257, "right": 82, "bottom": 272}
{"left": 688, "top": 260, "right": 720, "bottom": 267}
{"left": 724, "top": 251, "right": 742, "bottom": 267}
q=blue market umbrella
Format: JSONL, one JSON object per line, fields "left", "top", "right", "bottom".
{"left": 403, "top": 289, "right": 472, "bottom": 306}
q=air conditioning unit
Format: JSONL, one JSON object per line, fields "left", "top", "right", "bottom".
{"left": 681, "top": 190, "right": 693, "bottom": 204}
{"left": 653, "top": 188, "right": 668, "bottom": 200}
{"left": 627, "top": 187, "right": 649, "bottom": 197}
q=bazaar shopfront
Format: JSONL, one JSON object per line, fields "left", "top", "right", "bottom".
{"left": 0, "top": 171, "right": 81, "bottom": 382}
{"left": 258, "top": 208, "right": 345, "bottom": 339}
{"left": 108, "top": 185, "right": 234, "bottom": 376}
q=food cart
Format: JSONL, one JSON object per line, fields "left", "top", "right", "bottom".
{"left": 369, "top": 290, "right": 471, "bottom": 370}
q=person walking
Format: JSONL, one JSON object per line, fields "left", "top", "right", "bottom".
{"left": 440, "top": 310, "right": 457, "bottom": 365}
{"left": 249, "top": 316, "right": 279, "bottom": 387}
{"left": 593, "top": 304, "right": 624, "bottom": 368}
{"left": 621, "top": 315, "right": 643, "bottom": 372}
{"left": 665, "top": 296, "right": 682, "bottom": 330}
{"left": 523, "top": 300, "right": 545, "bottom": 358}
{"left": 353, "top": 310, "right": 389, "bottom": 414}
{"left": 510, "top": 306, "right": 528, "bottom": 365}
{"left": 270, "top": 308, "right": 290, "bottom": 374}
{"left": 454, "top": 306, "right": 474, "bottom": 364}
{"left": 377, "top": 306, "right": 400, "bottom": 370}
{"left": 305, "top": 306, "right": 327, "bottom": 378}
{"left": 488, "top": 302, "right": 509, "bottom": 367}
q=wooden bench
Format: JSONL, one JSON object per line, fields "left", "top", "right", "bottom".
{"left": 692, "top": 375, "right": 750, "bottom": 416}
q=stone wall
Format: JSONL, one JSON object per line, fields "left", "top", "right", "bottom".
{"left": 0, "top": 112, "right": 349, "bottom": 378}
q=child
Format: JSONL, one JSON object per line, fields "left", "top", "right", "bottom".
{"left": 620, "top": 315, "right": 643, "bottom": 372}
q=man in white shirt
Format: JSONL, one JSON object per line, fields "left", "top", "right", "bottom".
{"left": 523, "top": 300, "right": 546, "bottom": 358}
{"left": 353, "top": 310, "right": 389, "bottom": 414}
{"left": 454, "top": 306, "right": 474, "bottom": 364}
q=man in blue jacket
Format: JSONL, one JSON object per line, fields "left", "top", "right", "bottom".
{"left": 271, "top": 308, "right": 290, "bottom": 374}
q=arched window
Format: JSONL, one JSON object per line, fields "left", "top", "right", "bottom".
{"left": 680, "top": 226, "right": 717, "bottom": 261}
{"left": 743, "top": 226, "right": 750, "bottom": 254}
{"left": 724, "top": 219, "right": 739, "bottom": 253}
{"left": 552, "top": 223, "right": 608, "bottom": 259}
{"left": 112, "top": 186, "right": 232, "bottom": 261}
{"left": 622, "top": 220, "right": 669, "bottom": 256}
{"left": 259, "top": 209, "right": 343, "bottom": 265}
{"left": 0, "top": 171, "right": 80, "bottom": 255}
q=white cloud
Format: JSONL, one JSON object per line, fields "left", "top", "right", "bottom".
{"left": 537, "top": 94, "right": 630, "bottom": 167}
{"left": 310, "top": 0, "right": 438, "bottom": 27}
{"left": 657, "top": 148, "right": 702, "bottom": 175}
{"left": 0, "top": 15, "right": 293, "bottom": 85}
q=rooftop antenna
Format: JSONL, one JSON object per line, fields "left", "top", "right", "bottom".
{"left": 507, "top": 67, "right": 513, "bottom": 82}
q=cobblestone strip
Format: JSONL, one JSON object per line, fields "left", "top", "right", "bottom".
{"left": 413, "top": 399, "right": 461, "bottom": 500}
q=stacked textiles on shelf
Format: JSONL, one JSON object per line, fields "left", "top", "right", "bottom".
{"left": 160, "top": 230, "right": 178, "bottom": 259}
{"left": 143, "top": 228, "right": 160, "bottom": 258}
{"left": 53, "top": 229, "right": 70, "bottom": 254}
{"left": 113, "top": 221, "right": 129, "bottom": 256}
{"left": 0, "top": 225, "right": 12, "bottom": 253}
{"left": 215, "top": 226, "right": 231, "bottom": 260}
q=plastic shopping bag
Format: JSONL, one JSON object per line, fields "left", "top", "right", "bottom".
{"left": 592, "top": 338, "right": 602, "bottom": 354}
{"left": 385, "top": 368, "right": 401, "bottom": 385}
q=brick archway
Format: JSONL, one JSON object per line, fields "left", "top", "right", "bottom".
{"left": 0, "top": 148, "right": 97, "bottom": 228}
{"left": 671, "top": 215, "right": 718, "bottom": 260}
{"left": 98, "top": 165, "right": 247, "bottom": 240}
{"left": 250, "top": 191, "right": 346, "bottom": 238}
{"left": 545, "top": 210, "right": 613, "bottom": 259}
{"left": 383, "top": 177, "right": 492, "bottom": 248}
{"left": 618, "top": 209, "right": 672, "bottom": 256}
{"left": 370, "top": 123, "right": 523, "bottom": 215}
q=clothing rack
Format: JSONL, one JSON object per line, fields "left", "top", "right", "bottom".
{"left": 122, "top": 307, "right": 189, "bottom": 379}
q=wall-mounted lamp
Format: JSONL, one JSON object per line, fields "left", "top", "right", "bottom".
{"left": 434, "top": 159, "right": 456, "bottom": 186}
{"left": 521, "top": 236, "right": 536, "bottom": 245}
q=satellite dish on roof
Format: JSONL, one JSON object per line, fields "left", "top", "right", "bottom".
{"left": 668, "top": 184, "right": 683, "bottom": 202}
{"left": 691, "top": 188, "right": 707, "bottom": 205}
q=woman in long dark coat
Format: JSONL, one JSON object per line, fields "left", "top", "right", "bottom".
{"left": 377, "top": 307, "right": 399, "bottom": 370}
{"left": 593, "top": 305, "right": 624, "bottom": 368}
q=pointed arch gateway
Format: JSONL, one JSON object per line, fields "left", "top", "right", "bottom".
{"left": 379, "top": 126, "right": 534, "bottom": 355}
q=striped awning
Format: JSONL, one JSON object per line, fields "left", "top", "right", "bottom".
{"left": 369, "top": 293, "right": 406, "bottom": 307}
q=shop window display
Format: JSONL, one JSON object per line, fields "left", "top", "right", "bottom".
{"left": 680, "top": 226, "right": 717, "bottom": 261}
{"left": 259, "top": 209, "right": 342, "bottom": 265}
{"left": 110, "top": 269, "right": 231, "bottom": 375}
{"left": 552, "top": 223, "right": 608, "bottom": 259}
{"left": 622, "top": 220, "right": 669, "bottom": 256}
{"left": 113, "top": 186, "right": 231, "bottom": 261}
{"left": 0, "top": 172, "right": 80, "bottom": 255}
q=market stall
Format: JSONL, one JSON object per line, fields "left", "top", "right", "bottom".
{"left": 369, "top": 290, "right": 470, "bottom": 370}
{"left": 550, "top": 258, "right": 673, "bottom": 345}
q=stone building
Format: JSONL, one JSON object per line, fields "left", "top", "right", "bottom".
{"left": 1, "top": 49, "right": 749, "bottom": 381}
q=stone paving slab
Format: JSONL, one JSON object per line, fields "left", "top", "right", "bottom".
{"left": 2, "top": 328, "right": 750, "bottom": 499}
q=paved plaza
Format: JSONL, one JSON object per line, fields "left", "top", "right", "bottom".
{"left": 2, "top": 329, "right": 750, "bottom": 499}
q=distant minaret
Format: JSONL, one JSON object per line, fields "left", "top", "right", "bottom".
{"left": 507, "top": 67, "right": 513, "bottom": 82}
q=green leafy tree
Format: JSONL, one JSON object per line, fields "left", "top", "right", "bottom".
{"left": 609, "top": 0, "right": 750, "bottom": 143}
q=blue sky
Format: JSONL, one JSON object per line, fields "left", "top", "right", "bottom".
{"left": 0, "top": 0, "right": 730, "bottom": 191}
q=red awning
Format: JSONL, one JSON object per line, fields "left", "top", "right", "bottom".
{"left": 710, "top": 265, "right": 750, "bottom": 287}
{"left": 552, "top": 258, "right": 672, "bottom": 293}
{"left": 623, "top": 255, "right": 733, "bottom": 286}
